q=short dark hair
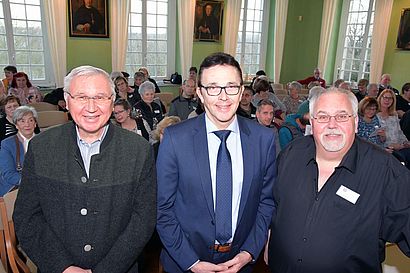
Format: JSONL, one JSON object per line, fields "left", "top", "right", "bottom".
{"left": 4, "top": 65, "right": 17, "bottom": 74}
{"left": 243, "top": 86, "right": 254, "bottom": 95}
{"left": 114, "top": 98, "right": 132, "bottom": 111}
{"left": 2, "top": 95, "right": 21, "bottom": 107}
{"left": 401, "top": 82, "right": 410, "bottom": 94}
{"left": 197, "top": 52, "right": 243, "bottom": 87}
{"left": 256, "top": 99, "right": 274, "bottom": 112}
{"left": 189, "top": 66, "right": 197, "bottom": 73}
{"left": 252, "top": 75, "right": 270, "bottom": 93}
{"left": 256, "top": 70, "right": 266, "bottom": 76}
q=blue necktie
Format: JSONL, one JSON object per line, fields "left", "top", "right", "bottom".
{"left": 213, "top": 130, "right": 232, "bottom": 245}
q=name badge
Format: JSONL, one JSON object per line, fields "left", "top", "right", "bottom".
{"left": 336, "top": 185, "right": 360, "bottom": 204}
{"left": 154, "top": 110, "right": 160, "bottom": 114}
{"left": 251, "top": 114, "right": 256, "bottom": 118}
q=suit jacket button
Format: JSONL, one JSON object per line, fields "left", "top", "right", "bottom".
{"left": 80, "top": 208, "right": 88, "bottom": 216}
{"left": 84, "top": 244, "right": 92, "bottom": 252}
{"left": 81, "top": 176, "right": 87, "bottom": 183}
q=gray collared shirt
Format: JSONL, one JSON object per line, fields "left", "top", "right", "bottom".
{"left": 76, "top": 125, "right": 109, "bottom": 177}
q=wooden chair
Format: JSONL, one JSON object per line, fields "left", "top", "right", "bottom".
{"left": 29, "top": 102, "right": 58, "bottom": 112}
{"left": 36, "top": 111, "right": 68, "bottom": 130}
{"left": 155, "top": 92, "right": 175, "bottom": 113}
{"left": 271, "top": 83, "right": 284, "bottom": 91}
{"left": 0, "top": 190, "right": 34, "bottom": 273}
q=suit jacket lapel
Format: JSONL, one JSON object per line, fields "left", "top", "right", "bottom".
{"left": 237, "top": 117, "right": 253, "bottom": 223}
{"left": 193, "top": 114, "right": 215, "bottom": 221}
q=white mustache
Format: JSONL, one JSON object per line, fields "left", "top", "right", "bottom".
{"left": 324, "top": 129, "right": 342, "bottom": 135}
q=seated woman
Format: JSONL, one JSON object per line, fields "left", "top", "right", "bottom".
{"left": 377, "top": 89, "right": 410, "bottom": 168}
{"left": 396, "top": 82, "right": 410, "bottom": 118}
{"left": 357, "top": 96, "right": 385, "bottom": 147}
{"left": 114, "top": 76, "right": 141, "bottom": 106}
{"left": 9, "top": 72, "right": 43, "bottom": 105}
{"left": 134, "top": 81, "right": 164, "bottom": 131}
{"left": 0, "top": 106, "right": 37, "bottom": 196}
{"left": 0, "top": 95, "right": 21, "bottom": 142}
{"left": 282, "top": 81, "right": 306, "bottom": 115}
{"left": 251, "top": 75, "right": 286, "bottom": 125}
{"left": 113, "top": 98, "right": 149, "bottom": 141}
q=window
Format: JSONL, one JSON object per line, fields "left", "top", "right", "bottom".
{"left": 125, "top": 0, "right": 176, "bottom": 81}
{"left": 235, "top": 0, "right": 269, "bottom": 81}
{"left": 335, "top": 0, "right": 375, "bottom": 83}
{"left": 0, "top": 0, "right": 53, "bottom": 85}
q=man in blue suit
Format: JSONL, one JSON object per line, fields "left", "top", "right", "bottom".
{"left": 157, "top": 53, "right": 276, "bottom": 273}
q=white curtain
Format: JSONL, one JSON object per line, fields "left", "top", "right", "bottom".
{"left": 273, "top": 0, "right": 288, "bottom": 83}
{"left": 318, "top": 0, "right": 338, "bottom": 79}
{"left": 177, "top": 0, "right": 196, "bottom": 80}
{"left": 43, "top": 0, "right": 67, "bottom": 87}
{"left": 370, "top": 0, "right": 393, "bottom": 82}
{"left": 111, "top": 0, "right": 131, "bottom": 73}
{"left": 223, "top": 0, "right": 242, "bottom": 56}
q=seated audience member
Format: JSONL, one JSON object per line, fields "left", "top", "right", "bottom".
{"left": 377, "top": 89, "right": 410, "bottom": 168}
{"left": 0, "top": 95, "right": 21, "bottom": 142}
{"left": 298, "top": 86, "right": 325, "bottom": 136}
{"left": 113, "top": 98, "right": 150, "bottom": 141}
{"left": 250, "top": 69, "right": 267, "bottom": 88}
{"left": 333, "top": 79, "right": 344, "bottom": 88}
{"left": 278, "top": 102, "right": 309, "bottom": 149}
{"left": 378, "top": 73, "right": 399, "bottom": 95}
{"left": 9, "top": 72, "right": 43, "bottom": 105}
{"left": 151, "top": 116, "right": 181, "bottom": 159}
{"left": 2, "top": 65, "right": 17, "bottom": 91}
{"left": 355, "top": 78, "right": 369, "bottom": 102}
{"left": 43, "top": 87, "right": 67, "bottom": 111}
{"left": 339, "top": 81, "right": 352, "bottom": 92}
{"left": 396, "top": 82, "right": 410, "bottom": 118}
{"left": 297, "top": 68, "right": 326, "bottom": 88}
{"left": 139, "top": 67, "right": 160, "bottom": 93}
{"left": 188, "top": 67, "right": 197, "bottom": 82}
{"left": 168, "top": 79, "right": 198, "bottom": 120}
{"left": 401, "top": 110, "right": 410, "bottom": 140}
{"left": 134, "top": 81, "right": 164, "bottom": 132}
{"left": 282, "top": 81, "right": 306, "bottom": 115}
{"left": 0, "top": 106, "right": 37, "bottom": 196}
{"left": 367, "top": 83, "right": 379, "bottom": 98}
{"left": 357, "top": 96, "right": 385, "bottom": 146}
{"left": 114, "top": 75, "right": 141, "bottom": 106}
{"left": 133, "top": 71, "right": 146, "bottom": 92}
{"left": 251, "top": 75, "right": 286, "bottom": 116}
{"left": 255, "top": 99, "right": 281, "bottom": 156}
{"left": 236, "top": 86, "right": 256, "bottom": 119}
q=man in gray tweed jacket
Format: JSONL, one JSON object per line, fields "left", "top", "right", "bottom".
{"left": 13, "top": 65, "right": 156, "bottom": 273}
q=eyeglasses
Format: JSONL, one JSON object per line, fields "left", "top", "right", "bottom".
{"left": 113, "top": 109, "right": 126, "bottom": 115}
{"left": 312, "top": 113, "right": 354, "bottom": 123}
{"left": 65, "top": 92, "right": 113, "bottom": 104}
{"left": 382, "top": 96, "right": 393, "bottom": 100}
{"left": 199, "top": 84, "right": 241, "bottom": 96}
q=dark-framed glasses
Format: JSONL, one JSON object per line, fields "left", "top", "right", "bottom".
{"left": 312, "top": 113, "right": 354, "bottom": 123}
{"left": 65, "top": 92, "right": 113, "bottom": 104}
{"left": 199, "top": 84, "right": 241, "bottom": 96}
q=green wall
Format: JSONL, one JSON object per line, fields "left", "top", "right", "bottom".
{"left": 265, "top": 0, "right": 276, "bottom": 78}
{"left": 383, "top": 0, "right": 410, "bottom": 90}
{"left": 280, "top": 0, "right": 324, "bottom": 84}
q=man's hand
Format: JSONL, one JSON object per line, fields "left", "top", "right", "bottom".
{"left": 62, "top": 266, "right": 91, "bottom": 273}
{"left": 191, "top": 261, "right": 228, "bottom": 273}
{"left": 217, "top": 251, "right": 253, "bottom": 273}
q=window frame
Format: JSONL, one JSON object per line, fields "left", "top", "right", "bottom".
{"left": 125, "top": 0, "right": 176, "bottom": 81}
{"left": 0, "top": 0, "right": 54, "bottom": 87}
{"left": 236, "top": 0, "right": 270, "bottom": 81}
{"left": 334, "top": 0, "right": 375, "bottom": 83}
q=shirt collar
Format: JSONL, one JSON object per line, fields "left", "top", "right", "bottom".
{"left": 76, "top": 124, "right": 109, "bottom": 145}
{"left": 205, "top": 113, "right": 239, "bottom": 135}
{"left": 17, "top": 132, "right": 34, "bottom": 143}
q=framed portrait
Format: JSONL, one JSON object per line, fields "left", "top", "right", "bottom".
{"left": 68, "top": 0, "right": 109, "bottom": 38}
{"left": 194, "top": 1, "right": 224, "bottom": 42}
{"left": 397, "top": 8, "right": 410, "bottom": 49}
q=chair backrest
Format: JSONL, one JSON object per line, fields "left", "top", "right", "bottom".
{"left": 37, "top": 111, "right": 69, "bottom": 129}
{"left": 155, "top": 92, "right": 175, "bottom": 112}
{"left": 271, "top": 83, "right": 284, "bottom": 90}
{"left": 29, "top": 102, "right": 58, "bottom": 112}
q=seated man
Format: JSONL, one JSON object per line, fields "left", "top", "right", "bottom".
{"left": 236, "top": 86, "right": 256, "bottom": 119}
{"left": 168, "top": 79, "right": 198, "bottom": 120}
{"left": 256, "top": 99, "right": 281, "bottom": 156}
{"left": 378, "top": 73, "right": 399, "bottom": 95}
{"left": 278, "top": 102, "right": 309, "bottom": 149}
{"left": 298, "top": 68, "right": 326, "bottom": 88}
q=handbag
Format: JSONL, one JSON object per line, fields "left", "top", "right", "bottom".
{"left": 163, "top": 72, "right": 182, "bottom": 85}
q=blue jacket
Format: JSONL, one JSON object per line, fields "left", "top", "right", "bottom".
{"left": 0, "top": 135, "right": 24, "bottom": 196}
{"left": 278, "top": 114, "right": 304, "bottom": 149}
